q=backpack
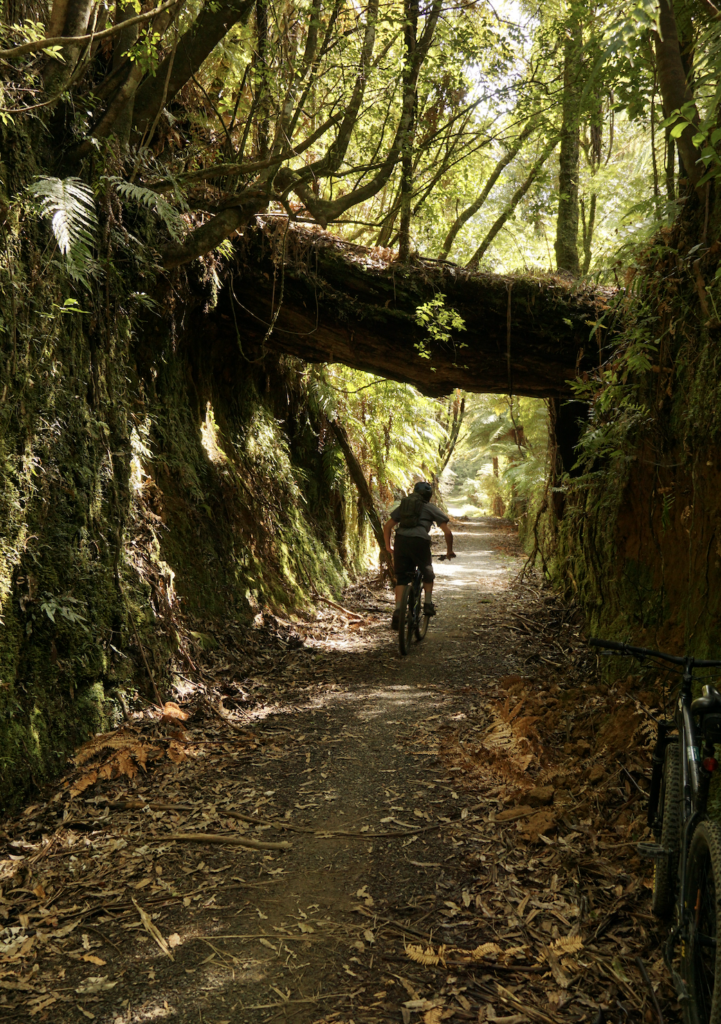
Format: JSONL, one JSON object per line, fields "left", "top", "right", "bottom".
{"left": 397, "top": 493, "right": 425, "bottom": 529}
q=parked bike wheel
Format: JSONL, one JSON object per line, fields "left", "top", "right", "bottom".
{"left": 652, "top": 740, "right": 682, "bottom": 920}
{"left": 682, "top": 820, "right": 721, "bottom": 1024}
{"left": 398, "top": 584, "right": 414, "bottom": 656}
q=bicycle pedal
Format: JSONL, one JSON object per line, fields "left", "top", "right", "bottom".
{"left": 636, "top": 842, "right": 669, "bottom": 859}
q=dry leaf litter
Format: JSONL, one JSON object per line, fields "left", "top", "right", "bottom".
{"left": 0, "top": 518, "right": 672, "bottom": 1024}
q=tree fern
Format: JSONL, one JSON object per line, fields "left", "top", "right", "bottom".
{"left": 104, "top": 177, "right": 185, "bottom": 241}
{"left": 27, "top": 176, "right": 97, "bottom": 282}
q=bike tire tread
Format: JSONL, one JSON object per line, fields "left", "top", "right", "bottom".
{"left": 682, "top": 819, "right": 721, "bottom": 1024}
{"left": 398, "top": 585, "right": 413, "bottom": 656}
{"left": 652, "top": 740, "right": 681, "bottom": 920}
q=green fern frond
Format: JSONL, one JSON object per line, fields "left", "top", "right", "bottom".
{"left": 104, "top": 176, "right": 185, "bottom": 241}
{"left": 27, "top": 176, "right": 97, "bottom": 280}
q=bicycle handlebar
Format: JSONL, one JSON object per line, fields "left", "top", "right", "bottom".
{"left": 589, "top": 637, "right": 721, "bottom": 668}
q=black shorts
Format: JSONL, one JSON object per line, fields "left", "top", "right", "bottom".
{"left": 394, "top": 535, "right": 434, "bottom": 587}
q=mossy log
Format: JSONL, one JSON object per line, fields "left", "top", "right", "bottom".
{"left": 220, "top": 223, "right": 612, "bottom": 398}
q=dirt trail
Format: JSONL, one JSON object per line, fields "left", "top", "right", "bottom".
{"left": 0, "top": 519, "right": 673, "bottom": 1024}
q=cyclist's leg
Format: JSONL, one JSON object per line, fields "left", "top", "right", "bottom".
{"left": 419, "top": 539, "right": 436, "bottom": 615}
{"left": 392, "top": 536, "right": 415, "bottom": 629}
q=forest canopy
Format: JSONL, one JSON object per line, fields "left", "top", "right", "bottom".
{"left": 3, "top": 0, "right": 720, "bottom": 277}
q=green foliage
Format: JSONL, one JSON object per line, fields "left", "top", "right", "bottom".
{"left": 27, "top": 176, "right": 98, "bottom": 283}
{"left": 414, "top": 295, "right": 466, "bottom": 360}
{"left": 449, "top": 395, "right": 548, "bottom": 518}
{"left": 308, "top": 365, "right": 450, "bottom": 507}
{"left": 39, "top": 593, "right": 89, "bottom": 630}
{"left": 103, "top": 177, "right": 186, "bottom": 241}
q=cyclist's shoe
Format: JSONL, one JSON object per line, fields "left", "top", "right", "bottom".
{"left": 424, "top": 602, "right": 436, "bottom": 617}
{"left": 391, "top": 609, "right": 400, "bottom": 631}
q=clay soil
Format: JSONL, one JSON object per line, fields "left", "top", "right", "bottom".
{"left": 0, "top": 519, "right": 676, "bottom": 1024}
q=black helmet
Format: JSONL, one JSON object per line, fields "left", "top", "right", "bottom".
{"left": 413, "top": 481, "right": 433, "bottom": 501}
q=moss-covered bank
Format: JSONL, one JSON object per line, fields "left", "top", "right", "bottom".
{"left": 0, "top": 152, "right": 365, "bottom": 813}
{"left": 539, "top": 223, "right": 721, "bottom": 658}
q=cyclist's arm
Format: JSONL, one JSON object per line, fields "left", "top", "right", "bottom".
{"left": 439, "top": 521, "right": 455, "bottom": 558}
{"left": 383, "top": 517, "right": 396, "bottom": 554}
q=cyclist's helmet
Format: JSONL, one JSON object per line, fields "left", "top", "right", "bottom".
{"left": 413, "top": 481, "right": 433, "bottom": 502}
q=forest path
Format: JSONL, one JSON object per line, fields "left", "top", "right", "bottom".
{"left": 0, "top": 520, "right": 672, "bottom": 1024}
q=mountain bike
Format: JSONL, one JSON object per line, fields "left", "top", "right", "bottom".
{"left": 590, "top": 638, "right": 721, "bottom": 1024}
{"left": 398, "top": 554, "right": 449, "bottom": 657}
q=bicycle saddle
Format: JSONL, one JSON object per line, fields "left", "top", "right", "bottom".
{"left": 691, "top": 683, "right": 721, "bottom": 715}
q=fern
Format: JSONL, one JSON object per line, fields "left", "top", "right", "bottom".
{"left": 104, "top": 177, "right": 185, "bottom": 241}
{"left": 27, "top": 176, "right": 97, "bottom": 282}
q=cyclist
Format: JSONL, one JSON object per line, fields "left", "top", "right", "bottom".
{"left": 383, "top": 481, "right": 456, "bottom": 631}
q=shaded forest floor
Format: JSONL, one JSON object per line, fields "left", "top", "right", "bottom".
{"left": 0, "top": 519, "right": 675, "bottom": 1024}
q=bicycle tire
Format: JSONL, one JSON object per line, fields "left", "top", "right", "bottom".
{"left": 652, "top": 740, "right": 682, "bottom": 920}
{"left": 398, "top": 584, "right": 414, "bottom": 656}
{"left": 682, "top": 820, "right": 721, "bottom": 1024}
{"left": 415, "top": 601, "right": 429, "bottom": 641}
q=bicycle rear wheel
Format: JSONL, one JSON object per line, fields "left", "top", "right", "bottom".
{"left": 652, "top": 740, "right": 682, "bottom": 919}
{"left": 415, "top": 593, "right": 429, "bottom": 640}
{"left": 682, "top": 820, "right": 721, "bottom": 1024}
{"left": 398, "top": 584, "right": 414, "bottom": 656}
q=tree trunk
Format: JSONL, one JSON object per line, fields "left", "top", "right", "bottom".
{"left": 580, "top": 192, "right": 597, "bottom": 275}
{"left": 131, "top": 0, "right": 256, "bottom": 136}
{"left": 110, "top": 1, "right": 141, "bottom": 147}
{"left": 555, "top": 18, "right": 582, "bottom": 275}
{"left": 43, "top": 0, "right": 93, "bottom": 93}
{"left": 328, "top": 419, "right": 394, "bottom": 580}
{"left": 255, "top": 0, "right": 270, "bottom": 159}
{"left": 438, "top": 393, "right": 465, "bottom": 474}
{"left": 666, "top": 128, "right": 676, "bottom": 201}
{"left": 465, "top": 136, "right": 559, "bottom": 270}
{"left": 375, "top": 192, "right": 401, "bottom": 247}
{"left": 439, "top": 119, "right": 534, "bottom": 260}
{"left": 654, "top": 0, "right": 701, "bottom": 187}
{"left": 398, "top": 0, "right": 418, "bottom": 261}
{"left": 46, "top": 0, "right": 71, "bottom": 36}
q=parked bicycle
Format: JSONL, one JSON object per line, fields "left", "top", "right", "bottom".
{"left": 590, "top": 638, "right": 721, "bottom": 1024}
{"left": 398, "top": 554, "right": 449, "bottom": 657}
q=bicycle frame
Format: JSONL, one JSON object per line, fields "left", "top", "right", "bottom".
{"left": 590, "top": 639, "right": 721, "bottom": 1007}
{"left": 403, "top": 568, "right": 425, "bottom": 645}
{"left": 398, "top": 554, "right": 447, "bottom": 655}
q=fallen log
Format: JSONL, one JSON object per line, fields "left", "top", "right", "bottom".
{"left": 214, "top": 222, "right": 613, "bottom": 398}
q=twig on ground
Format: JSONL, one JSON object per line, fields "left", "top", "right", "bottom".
{"left": 166, "top": 832, "right": 292, "bottom": 851}
{"left": 246, "top": 989, "right": 363, "bottom": 1010}
{"left": 83, "top": 924, "right": 123, "bottom": 953}
{"left": 635, "top": 956, "right": 664, "bottom": 1024}
{"left": 312, "top": 594, "right": 363, "bottom": 620}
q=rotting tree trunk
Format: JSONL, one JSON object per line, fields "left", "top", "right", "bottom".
{"left": 216, "top": 222, "right": 610, "bottom": 399}
{"left": 555, "top": 17, "right": 582, "bottom": 275}
{"left": 328, "top": 419, "right": 395, "bottom": 581}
